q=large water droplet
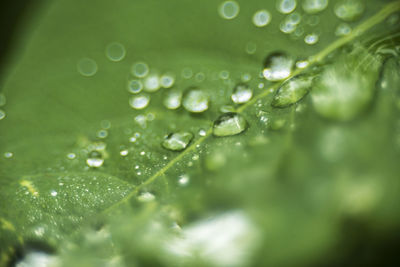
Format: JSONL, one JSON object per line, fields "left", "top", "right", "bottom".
{"left": 231, "top": 84, "right": 253, "bottom": 104}
{"left": 86, "top": 151, "right": 104, "bottom": 168}
{"left": 183, "top": 89, "right": 209, "bottom": 113}
{"left": 162, "top": 132, "right": 194, "bottom": 151}
{"left": 302, "top": 0, "right": 328, "bottom": 14}
{"left": 334, "top": 0, "right": 364, "bottom": 22}
{"left": 129, "top": 95, "right": 150, "bottom": 110}
{"left": 164, "top": 90, "right": 182, "bottom": 110}
{"left": 276, "top": 0, "right": 297, "bottom": 14}
{"left": 263, "top": 52, "right": 294, "bottom": 81}
{"left": 77, "top": 58, "right": 98, "bottom": 77}
{"left": 219, "top": 1, "right": 240, "bottom": 20}
{"left": 272, "top": 75, "right": 313, "bottom": 108}
{"left": 105, "top": 42, "right": 126, "bottom": 62}
{"left": 252, "top": 10, "right": 271, "bottom": 27}
{"left": 131, "top": 62, "right": 149, "bottom": 78}
{"left": 213, "top": 113, "right": 247, "bottom": 137}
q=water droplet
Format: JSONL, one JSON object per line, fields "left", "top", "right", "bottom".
{"left": 164, "top": 90, "right": 182, "bottom": 110}
{"left": 219, "top": 70, "right": 230, "bottom": 80}
{"left": 302, "top": 0, "right": 328, "bottom": 14}
{"left": 137, "top": 192, "right": 155, "bottom": 202}
{"left": 4, "top": 152, "right": 13, "bottom": 158}
{"left": 195, "top": 72, "right": 206, "bottom": 82}
{"left": 15, "top": 251, "right": 59, "bottom": 267}
{"left": 129, "top": 95, "right": 150, "bottom": 110}
{"left": 241, "top": 73, "right": 251, "bottom": 82}
{"left": 129, "top": 136, "right": 137, "bottom": 143}
{"left": 263, "top": 52, "right": 294, "bottom": 81}
{"left": 86, "top": 151, "right": 104, "bottom": 168}
{"left": 245, "top": 42, "right": 257, "bottom": 54}
{"left": 296, "top": 60, "right": 309, "bottom": 69}
{"left": 183, "top": 89, "right": 209, "bottom": 113}
{"left": 334, "top": 0, "right": 364, "bottom": 22}
{"left": 97, "top": 129, "right": 108, "bottom": 139}
{"left": 144, "top": 74, "right": 161, "bottom": 92}
{"left": 160, "top": 73, "right": 175, "bottom": 88}
{"left": 272, "top": 75, "right": 313, "bottom": 108}
{"left": 252, "top": 10, "right": 271, "bottom": 27}
{"left": 280, "top": 20, "right": 297, "bottom": 34}
{"left": 276, "top": 0, "right": 297, "bottom": 14}
{"left": 182, "top": 68, "right": 193, "bottom": 79}
{"left": 178, "top": 174, "right": 190, "bottom": 186}
{"left": 50, "top": 190, "right": 58, "bottom": 197}
{"left": 220, "top": 105, "right": 236, "bottom": 113}
{"left": 0, "top": 109, "right": 5, "bottom": 120}
{"left": 128, "top": 80, "right": 143, "bottom": 94}
{"left": 67, "top": 153, "right": 76, "bottom": 159}
{"left": 213, "top": 113, "right": 247, "bottom": 137}
{"left": 231, "top": 84, "right": 253, "bottom": 104}
{"left": 304, "top": 33, "right": 319, "bottom": 45}
{"left": 335, "top": 23, "right": 352, "bottom": 36}
{"left": 131, "top": 62, "right": 149, "bottom": 78}
{"left": 162, "top": 132, "right": 194, "bottom": 151}
{"left": 198, "top": 129, "right": 207, "bottom": 136}
{"left": 105, "top": 42, "right": 126, "bottom": 62}
{"left": 0, "top": 93, "right": 6, "bottom": 107}
{"left": 120, "top": 149, "right": 129, "bottom": 156}
{"left": 219, "top": 1, "right": 240, "bottom": 20}
{"left": 77, "top": 58, "right": 97, "bottom": 77}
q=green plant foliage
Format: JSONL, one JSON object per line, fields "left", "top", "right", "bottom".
{"left": 1, "top": 0, "right": 400, "bottom": 266}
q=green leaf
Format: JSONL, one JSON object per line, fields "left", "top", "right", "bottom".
{"left": 1, "top": 0, "right": 400, "bottom": 266}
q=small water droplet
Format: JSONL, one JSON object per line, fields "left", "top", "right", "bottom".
{"left": 105, "top": 42, "right": 126, "bottom": 62}
{"left": 213, "top": 113, "right": 247, "bottom": 137}
{"left": 0, "top": 93, "right": 6, "bottom": 107}
{"left": 198, "top": 129, "right": 207, "bottom": 136}
{"left": 296, "top": 60, "right": 309, "bottom": 69}
{"left": 245, "top": 42, "right": 257, "bottom": 54}
{"left": 160, "top": 73, "right": 175, "bottom": 88}
{"left": 335, "top": 23, "right": 352, "bottom": 36}
{"left": 77, "top": 58, "right": 98, "bottom": 77}
{"left": 334, "top": 0, "right": 364, "bottom": 22}
{"left": 219, "top": 70, "right": 230, "bottom": 80}
{"left": 183, "top": 89, "right": 209, "bottom": 113}
{"left": 4, "top": 152, "right": 13, "bottom": 158}
{"left": 178, "top": 174, "right": 190, "bottom": 186}
{"left": 182, "top": 68, "right": 193, "bottom": 79}
{"left": 137, "top": 192, "right": 155, "bottom": 202}
{"left": 128, "top": 80, "right": 143, "bottom": 94}
{"left": 131, "top": 62, "right": 149, "bottom": 78}
{"left": 0, "top": 109, "right": 5, "bottom": 120}
{"left": 50, "top": 190, "right": 58, "bottom": 197}
{"left": 67, "top": 153, "right": 76, "bottom": 159}
{"left": 129, "top": 95, "right": 150, "bottom": 110}
{"left": 304, "top": 33, "right": 319, "bottom": 45}
{"left": 252, "top": 10, "right": 271, "bottom": 27}
{"left": 144, "top": 74, "right": 161, "bottom": 92}
{"left": 120, "top": 149, "right": 129, "bottom": 156}
{"left": 276, "top": 0, "right": 297, "bottom": 14}
{"left": 302, "top": 0, "right": 328, "bottom": 14}
{"left": 86, "top": 151, "right": 104, "bottom": 168}
{"left": 164, "top": 90, "right": 182, "bottom": 110}
{"left": 272, "top": 75, "right": 313, "bottom": 108}
{"left": 219, "top": 1, "right": 240, "bottom": 20}
{"left": 279, "top": 19, "right": 297, "bottom": 34}
{"left": 162, "top": 132, "right": 194, "bottom": 151}
{"left": 97, "top": 129, "right": 108, "bottom": 139}
{"left": 220, "top": 105, "right": 236, "bottom": 113}
{"left": 263, "top": 52, "right": 294, "bottom": 81}
{"left": 231, "top": 84, "right": 253, "bottom": 104}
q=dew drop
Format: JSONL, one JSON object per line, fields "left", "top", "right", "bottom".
{"left": 163, "top": 90, "right": 182, "bottom": 110}
{"left": 120, "top": 149, "right": 129, "bottom": 156}
{"left": 213, "top": 113, "right": 247, "bottom": 137}
{"left": 67, "top": 153, "right": 76, "bottom": 159}
{"left": 105, "top": 42, "right": 126, "bottom": 62}
{"left": 231, "top": 84, "right": 253, "bottom": 104}
{"left": 77, "top": 58, "right": 98, "bottom": 77}
{"left": 183, "top": 89, "right": 209, "bottom": 113}
{"left": 302, "top": 0, "right": 328, "bottom": 14}
{"left": 220, "top": 105, "right": 236, "bottom": 113}
{"left": 271, "top": 75, "right": 313, "bottom": 108}
{"left": 304, "top": 33, "right": 319, "bottom": 45}
{"left": 137, "top": 192, "right": 155, "bottom": 202}
{"left": 263, "top": 52, "right": 294, "bottom": 81}
{"left": 129, "top": 95, "right": 150, "bottom": 110}
{"left": 219, "top": 1, "right": 240, "bottom": 20}
{"left": 50, "top": 190, "right": 58, "bottom": 197}
{"left": 296, "top": 60, "right": 309, "bottom": 69}
{"left": 160, "top": 73, "right": 175, "bottom": 88}
{"left": 182, "top": 68, "right": 193, "bottom": 79}
{"left": 334, "top": 0, "right": 364, "bottom": 22}
{"left": 277, "top": 0, "right": 297, "bottom": 14}
{"left": 162, "top": 132, "right": 194, "bottom": 151}
{"left": 0, "top": 93, "right": 6, "bottom": 107}
{"left": 245, "top": 42, "right": 257, "bottom": 54}
{"left": 178, "top": 174, "right": 190, "bottom": 186}
{"left": 131, "top": 62, "right": 149, "bottom": 78}
{"left": 128, "top": 80, "right": 143, "bottom": 94}
{"left": 4, "top": 152, "right": 13, "bottom": 158}
{"left": 252, "top": 10, "right": 271, "bottom": 27}
{"left": 335, "top": 23, "right": 352, "bottom": 36}
{"left": 86, "top": 151, "right": 104, "bottom": 168}
{"left": 97, "top": 129, "right": 108, "bottom": 139}
{"left": 199, "top": 129, "right": 207, "bottom": 136}
{"left": 144, "top": 74, "right": 161, "bottom": 92}
{"left": 0, "top": 109, "right": 5, "bottom": 120}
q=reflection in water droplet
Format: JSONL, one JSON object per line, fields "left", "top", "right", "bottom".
{"left": 132, "top": 62, "right": 149, "bottom": 78}
{"left": 86, "top": 151, "right": 104, "bottom": 168}
{"left": 162, "top": 132, "right": 194, "bottom": 151}
{"left": 105, "top": 42, "right": 126, "bottom": 62}
{"left": 77, "top": 58, "right": 98, "bottom": 77}
{"left": 302, "top": 0, "right": 328, "bottom": 14}
{"left": 334, "top": 0, "right": 364, "bottom": 22}
{"left": 263, "top": 52, "right": 294, "bottom": 81}
{"left": 252, "top": 10, "right": 271, "bottom": 27}
{"left": 219, "top": 1, "right": 240, "bottom": 20}
{"left": 277, "top": 0, "right": 297, "bottom": 14}
{"left": 231, "top": 84, "right": 253, "bottom": 104}
{"left": 128, "top": 80, "right": 143, "bottom": 94}
{"left": 144, "top": 74, "right": 161, "bottom": 92}
{"left": 213, "top": 113, "right": 247, "bottom": 137}
{"left": 0, "top": 109, "right": 5, "bottom": 120}
{"left": 183, "top": 89, "right": 209, "bottom": 113}
{"left": 164, "top": 90, "right": 182, "bottom": 110}
{"left": 304, "top": 33, "right": 319, "bottom": 45}
{"left": 160, "top": 73, "right": 175, "bottom": 88}
{"left": 272, "top": 75, "right": 313, "bottom": 108}
{"left": 335, "top": 23, "right": 352, "bottom": 36}
{"left": 129, "top": 95, "right": 150, "bottom": 110}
